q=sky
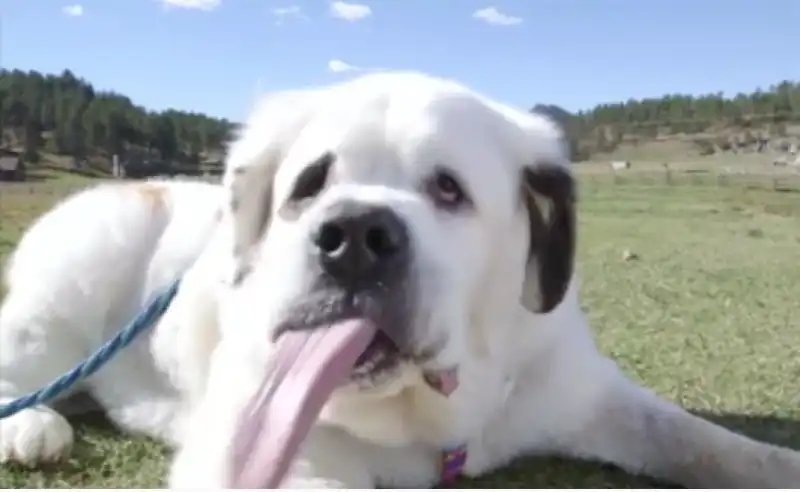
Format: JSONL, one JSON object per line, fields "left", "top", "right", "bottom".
{"left": 1, "top": 0, "right": 797, "bottom": 122}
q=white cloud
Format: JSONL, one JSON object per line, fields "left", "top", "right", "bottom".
{"left": 271, "top": 5, "right": 308, "bottom": 23}
{"left": 472, "top": 6, "right": 522, "bottom": 26}
{"left": 272, "top": 5, "right": 301, "bottom": 17}
{"left": 62, "top": 4, "right": 84, "bottom": 17}
{"left": 329, "top": 1, "right": 371, "bottom": 22}
{"left": 327, "top": 59, "right": 360, "bottom": 73}
{"left": 160, "top": 0, "right": 220, "bottom": 11}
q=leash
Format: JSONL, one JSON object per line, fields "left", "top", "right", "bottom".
{"left": 0, "top": 279, "right": 181, "bottom": 420}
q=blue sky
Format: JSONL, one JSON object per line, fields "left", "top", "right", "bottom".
{"left": 1, "top": 0, "right": 797, "bottom": 122}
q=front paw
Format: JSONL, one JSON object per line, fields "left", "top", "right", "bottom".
{"left": 0, "top": 405, "right": 74, "bottom": 466}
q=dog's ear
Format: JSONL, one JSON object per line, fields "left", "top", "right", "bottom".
{"left": 520, "top": 162, "right": 576, "bottom": 313}
{"left": 225, "top": 161, "right": 279, "bottom": 285}
{"left": 223, "top": 89, "right": 323, "bottom": 285}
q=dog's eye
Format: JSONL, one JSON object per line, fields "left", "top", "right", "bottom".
{"left": 289, "top": 152, "right": 335, "bottom": 202}
{"left": 427, "top": 169, "right": 468, "bottom": 210}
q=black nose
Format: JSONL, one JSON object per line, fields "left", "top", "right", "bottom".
{"left": 313, "top": 202, "right": 410, "bottom": 285}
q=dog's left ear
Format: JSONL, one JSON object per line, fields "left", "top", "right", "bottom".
{"left": 520, "top": 162, "right": 576, "bottom": 313}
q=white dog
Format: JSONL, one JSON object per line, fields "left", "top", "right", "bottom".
{"left": 1, "top": 72, "right": 799, "bottom": 488}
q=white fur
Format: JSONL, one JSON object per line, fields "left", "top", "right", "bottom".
{"left": 2, "top": 72, "right": 799, "bottom": 488}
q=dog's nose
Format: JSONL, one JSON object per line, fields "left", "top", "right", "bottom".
{"left": 313, "top": 203, "right": 409, "bottom": 284}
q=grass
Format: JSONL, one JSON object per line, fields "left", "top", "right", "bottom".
{"left": 1, "top": 175, "right": 800, "bottom": 487}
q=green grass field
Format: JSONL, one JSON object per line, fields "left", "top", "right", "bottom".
{"left": 1, "top": 175, "right": 799, "bottom": 488}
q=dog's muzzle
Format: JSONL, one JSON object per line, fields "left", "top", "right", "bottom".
{"left": 309, "top": 201, "right": 413, "bottom": 380}
{"left": 228, "top": 202, "right": 458, "bottom": 488}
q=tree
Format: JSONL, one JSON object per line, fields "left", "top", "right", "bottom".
{"left": 22, "top": 118, "right": 42, "bottom": 162}
{"left": 150, "top": 114, "right": 179, "bottom": 161}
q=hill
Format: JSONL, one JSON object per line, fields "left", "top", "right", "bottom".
{"left": 0, "top": 69, "right": 236, "bottom": 176}
{"left": 2, "top": 68, "right": 799, "bottom": 174}
{"left": 532, "top": 81, "right": 800, "bottom": 161}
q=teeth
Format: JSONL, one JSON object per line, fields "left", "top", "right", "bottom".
{"left": 352, "top": 349, "right": 389, "bottom": 377}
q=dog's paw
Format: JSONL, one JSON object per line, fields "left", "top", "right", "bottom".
{"left": 0, "top": 405, "right": 74, "bottom": 466}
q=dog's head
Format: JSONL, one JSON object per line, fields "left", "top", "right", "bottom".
{"left": 218, "top": 72, "right": 575, "bottom": 402}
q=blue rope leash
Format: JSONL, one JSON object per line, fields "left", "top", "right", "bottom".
{"left": 0, "top": 279, "right": 181, "bottom": 420}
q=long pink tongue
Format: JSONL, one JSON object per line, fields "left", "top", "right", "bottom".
{"left": 229, "top": 319, "right": 377, "bottom": 488}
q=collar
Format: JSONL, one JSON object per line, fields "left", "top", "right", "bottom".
{"left": 440, "top": 379, "right": 513, "bottom": 483}
{"left": 440, "top": 444, "right": 468, "bottom": 483}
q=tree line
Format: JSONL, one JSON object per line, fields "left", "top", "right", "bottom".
{"left": 1, "top": 68, "right": 798, "bottom": 169}
{"left": 0, "top": 68, "right": 235, "bottom": 172}
{"left": 534, "top": 80, "right": 800, "bottom": 160}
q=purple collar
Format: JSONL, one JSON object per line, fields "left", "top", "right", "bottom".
{"left": 440, "top": 444, "right": 468, "bottom": 483}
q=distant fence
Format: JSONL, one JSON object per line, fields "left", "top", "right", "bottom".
{"left": 577, "top": 163, "right": 800, "bottom": 193}
{"left": 2, "top": 166, "right": 800, "bottom": 207}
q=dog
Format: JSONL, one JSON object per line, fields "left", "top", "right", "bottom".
{"left": 1, "top": 72, "right": 800, "bottom": 488}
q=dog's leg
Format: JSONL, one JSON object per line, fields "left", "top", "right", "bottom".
{"left": 492, "top": 353, "right": 800, "bottom": 488}
{"left": 562, "top": 373, "right": 800, "bottom": 487}
{"left": 96, "top": 233, "right": 226, "bottom": 447}
{"left": 0, "top": 291, "right": 78, "bottom": 465}
{"left": 168, "top": 341, "right": 373, "bottom": 489}
{"left": 87, "top": 266, "right": 221, "bottom": 446}
{"left": 86, "top": 352, "right": 186, "bottom": 445}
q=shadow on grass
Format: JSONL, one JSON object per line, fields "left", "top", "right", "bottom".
{"left": 4, "top": 401, "right": 800, "bottom": 488}
{"left": 699, "top": 411, "right": 800, "bottom": 450}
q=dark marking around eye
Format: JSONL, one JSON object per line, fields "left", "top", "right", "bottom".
{"left": 425, "top": 166, "right": 472, "bottom": 212}
{"left": 288, "top": 151, "right": 335, "bottom": 202}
